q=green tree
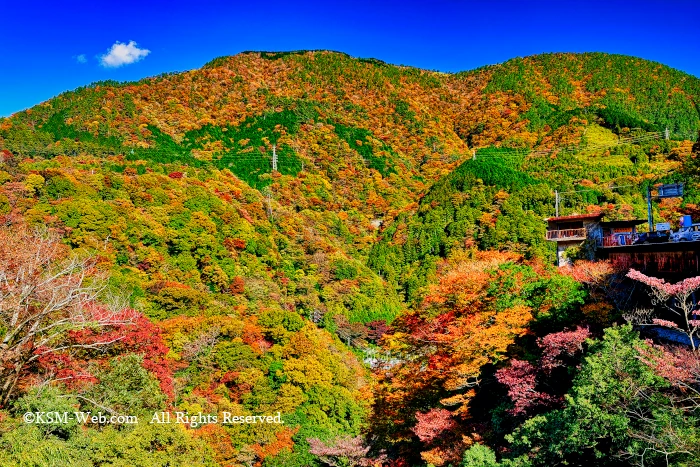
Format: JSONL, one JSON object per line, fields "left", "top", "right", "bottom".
{"left": 506, "top": 325, "right": 698, "bottom": 466}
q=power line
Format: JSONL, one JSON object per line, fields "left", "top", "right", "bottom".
{"left": 470, "top": 128, "right": 666, "bottom": 161}
{"left": 556, "top": 183, "right": 637, "bottom": 195}
{"left": 553, "top": 166, "right": 676, "bottom": 217}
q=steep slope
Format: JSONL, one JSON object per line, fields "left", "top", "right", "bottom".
{"left": 4, "top": 51, "right": 699, "bottom": 193}
{"left": 366, "top": 135, "right": 688, "bottom": 304}
{"left": 0, "top": 51, "right": 699, "bottom": 466}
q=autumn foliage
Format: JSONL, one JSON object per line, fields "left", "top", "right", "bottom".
{"left": 373, "top": 252, "right": 551, "bottom": 464}
{"left": 0, "top": 50, "right": 699, "bottom": 466}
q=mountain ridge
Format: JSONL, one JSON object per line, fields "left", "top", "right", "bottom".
{"left": 1, "top": 50, "right": 700, "bottom": 466}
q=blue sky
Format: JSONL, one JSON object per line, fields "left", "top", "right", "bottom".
{"left": 1, "top": 0, "right": 698, "bottom": 117}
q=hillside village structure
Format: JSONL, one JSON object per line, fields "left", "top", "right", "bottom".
{"left": 546, "top": 214, "right": 700, "bottom": 277}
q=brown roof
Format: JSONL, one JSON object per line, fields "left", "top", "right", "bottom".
{"left": 545, "top": 213, "right": 603, "bottom": 222}
{"left": 600, "top": 219, "right": 647, "bottom": 227}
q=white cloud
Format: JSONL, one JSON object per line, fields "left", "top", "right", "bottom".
{"left": 100, "top": 40, "right": 150, "bottom": 68}
{"left": 75, "top": 54, "right": 87, "bottom": 64}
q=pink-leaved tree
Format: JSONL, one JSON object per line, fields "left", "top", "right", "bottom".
{"left": 308, "top": 436, "right": 381, "bottom": 467}
{"left": 626, "top": 269, "right": 700, "bottom": 351}
{"left": 496, "top": 326, "right": 591, "bottom": 415}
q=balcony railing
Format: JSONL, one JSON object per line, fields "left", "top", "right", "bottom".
{"left": 546, "top": 228, "right": 587, "bottom": 241}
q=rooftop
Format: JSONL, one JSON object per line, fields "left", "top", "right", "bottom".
{"left": 545, "top": 213, "right": 603, "bottom": 223}
{"left": 600, "top": 219, "right": 647, "bottom": 227}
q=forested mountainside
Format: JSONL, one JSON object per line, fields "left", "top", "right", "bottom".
{"left": 0, "top": 51, "right": 699, "bottom": 466}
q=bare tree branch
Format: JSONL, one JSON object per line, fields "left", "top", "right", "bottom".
{"left": 0, "top": 224, "right": 134, "bottom": 405}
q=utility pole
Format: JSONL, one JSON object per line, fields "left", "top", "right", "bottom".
{"left": 555, "top": 190, "right": 560, "bottom": 217}
{"left": 664, "top": 128, "right": 670, "bottom": 140}
{"left": 647, "top": 185, "right": 654, "bottom": 232}
{"left": 264, "top": 187, "right": 273, "bottom": 218}
{"left": 272, "top": 144, "right": 278, "bottom": 172}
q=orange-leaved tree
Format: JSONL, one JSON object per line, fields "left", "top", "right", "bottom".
{"left": 372, "top": 251, "right": 535, "bottom": 466}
